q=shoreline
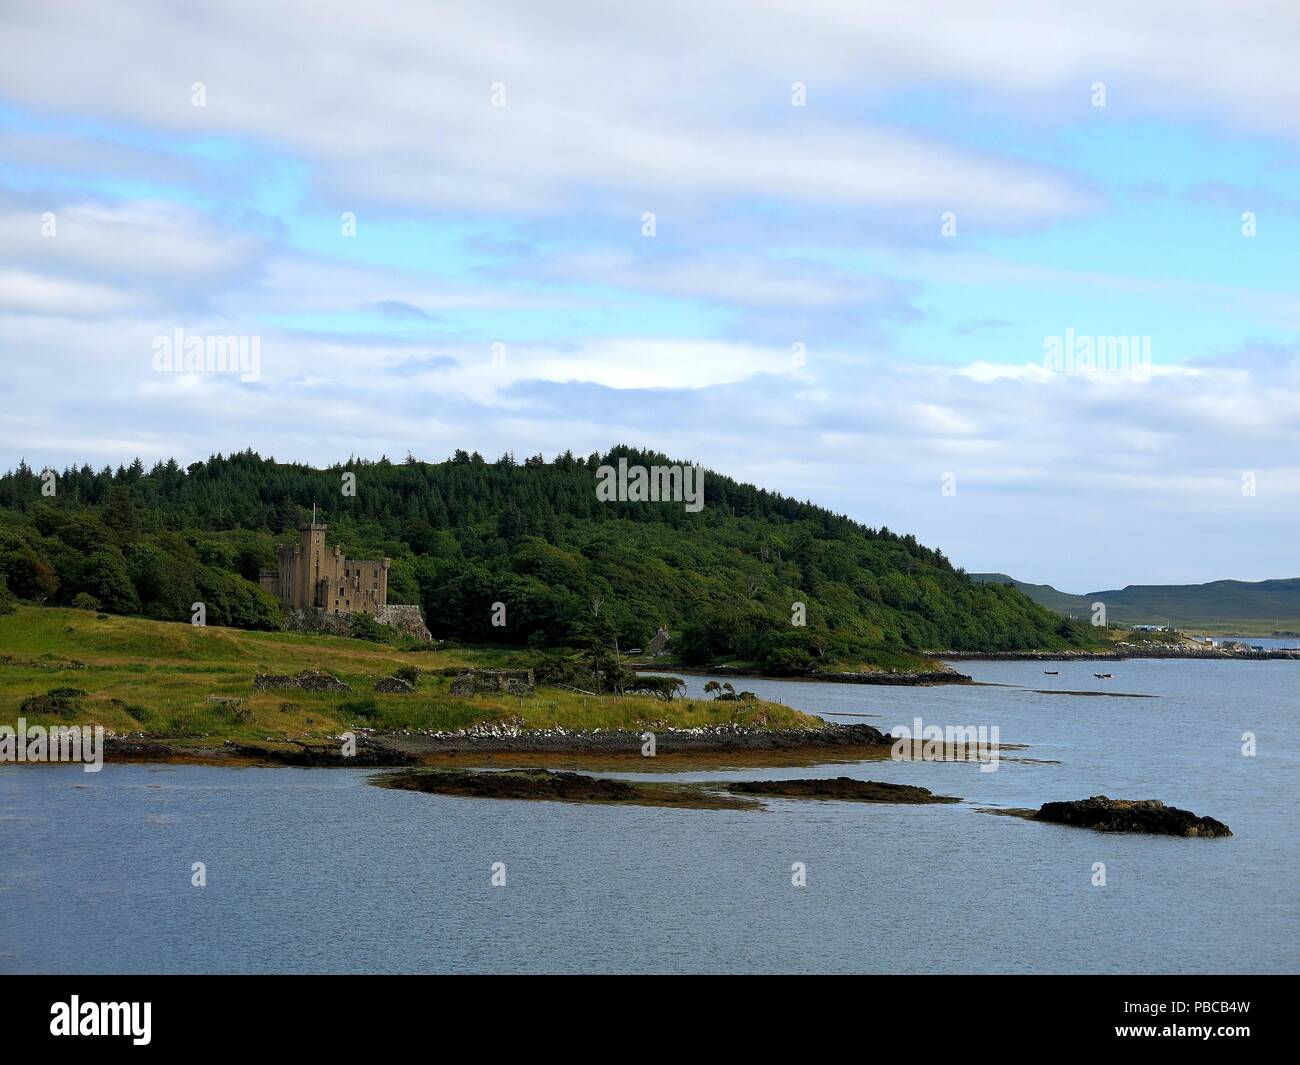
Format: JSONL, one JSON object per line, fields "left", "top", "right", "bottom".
{"left": 642, "top": 645, "right": 1300, "bottom": 679}
{"left": 98, "top": 721, "right": 904, "bottom": 770}
{"left": 641, "top": 664, "right": 974, "bottom": 685}
{"left": 938, "top": 647, "right": 1300, "bottom": 661}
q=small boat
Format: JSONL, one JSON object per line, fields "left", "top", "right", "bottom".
{"left": 1043, "top": 670, "right": 1060, "bottom": 675}
{"left": 1094, "top": 672, "right": 1113, "bottom": 679}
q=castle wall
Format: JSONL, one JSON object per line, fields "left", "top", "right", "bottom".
{"left": 326, "top": 557, "right": 387, "bottom": 615}
{"left": 266, "top": 524, "right": 390, "bottom": 616}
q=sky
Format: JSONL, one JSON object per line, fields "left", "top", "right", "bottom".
{"left": 0, "top": 1, "right": 1297, "bottom": 591}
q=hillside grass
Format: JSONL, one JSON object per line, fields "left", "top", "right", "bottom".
{"left": 0, "top": 606, "right": 818, "bottom": 739}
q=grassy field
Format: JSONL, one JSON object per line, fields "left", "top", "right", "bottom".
{"left": 0, "top": 606, "right": 819, "bottom": 739}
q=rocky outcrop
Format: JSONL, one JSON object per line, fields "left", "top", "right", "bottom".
{"left": 283, "top": 605, "right": 433, "bottom": 643}
{"left": 224, "top": 739, "right": 418, "bottom": 767}
{"left": 940, "top": 649, "right": 1122, "bottom": 661}
{"left": 103, "top": 721, "right": 901, "bottom": 766}
{"left": 375, "top": 605, "right": 433, "bottom": 643}
{"left": 370, "top": 720, "right": 894, "bottom": 756}
{"left": 694, "top": 663, "right": 971, "bottom": 684}
{"left": 809, "top": 668, "right": 972, "bottom": 685}
{"left": 372, "top": 768, "right": 962, "bottom": 810}
{"left": 941, "top": 647, "right": 1299, "bottom": 661}
{"left": 1033, "top": 795, "right": 1232, "bottom": 837}
{"left": 374, "top": 675, "right": 416, "bottom": 694}
{"left": 372, "top": 768, "right": 756, "bottom": 809}
{"left": 254, "top": 670, "right": 351, "bottom": 692}
{"left": 727, "top": 777, "right": 959, "bottom": 803}
{"left": 283, "top": 608, "right": 355, "bottom": 637}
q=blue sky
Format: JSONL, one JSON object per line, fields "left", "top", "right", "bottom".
{"left": 1, "top": 1, "right": 1297, "bottom": 590}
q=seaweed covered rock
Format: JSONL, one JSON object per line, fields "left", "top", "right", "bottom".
{"left": 727, "top": 776, "right": 959, "bottom": 803}
{"left": 1033, "top": 795, "right": 1231, "bottom": 837}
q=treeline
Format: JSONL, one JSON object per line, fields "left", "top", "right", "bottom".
{"left": 0, "top": 448, "right": 1098, "bottom": 669}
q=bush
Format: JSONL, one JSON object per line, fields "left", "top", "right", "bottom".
{"left": 626, "top": 675, "right": 686, "bottom": 701}
{"left": 20, "top": 692, "right": 83, "bottom": 717}
{"left": 340, "top": 698, "right": 378, "bottom": 719}
{"left": 72, "top": 592, "right": 101, "bottom": 611}
{"left": 349, "top": 613, "right": 384, "bottom": 642}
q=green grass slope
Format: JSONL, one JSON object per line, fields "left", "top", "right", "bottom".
{"left": 0, "top": 606, "right": 817, "bottom": 739}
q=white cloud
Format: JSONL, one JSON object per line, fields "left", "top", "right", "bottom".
{"left": 0, "top": 200, "right": 259, "bottom": 283}
{"left": 2, "top": 0, "right": 1297, "bottom": 589}
{"left": 0, "top": 269, "right": 132, "bottom": 316}
{"left": 0, "top": 1, "right": 1104, "bottom": 219}
{"left": 4, "top": 298, "right": 1298, "bottom": 588}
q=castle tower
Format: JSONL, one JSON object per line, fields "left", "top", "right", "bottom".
{"left": 299, "top": 522, "right": 328, "bottom": 608}
{"left": 265, "top": 521, "right": 388, "bottom": 616}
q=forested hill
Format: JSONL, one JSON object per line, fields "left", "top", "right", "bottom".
{"left": 0, "top": 448, "right": 1098, "bottom": 671}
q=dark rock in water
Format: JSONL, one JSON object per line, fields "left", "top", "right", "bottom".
{"left": 809, "top": 669, "right": 973, "bottom": 686}
{"left": 224, "top": 739, "right": 417, "bottom": 767}
{"left": 400, "top": 768, "right": 639, "bottom": 802}
{"left": 1033, "top": 795, "right": 1231, "bottom": 837}
{"left": 373, "top": 768, "right": 754, "bottom": 809}
{"left": 727, "top": 776, "right": 960, "bottom": 803}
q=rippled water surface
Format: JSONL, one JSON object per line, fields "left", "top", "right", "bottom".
{"left": 2, "top": 659, "right": 1296, "bottom": 973}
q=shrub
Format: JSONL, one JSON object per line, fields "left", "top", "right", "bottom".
{"left": 340, "top": 697, "right": 379, "bottom": 719}
{"left": 20, "top": 692, "right": 82, "bottom": 717}
{"left": 349, "top": 614, "right": 384, "bottom": 642}
{"left": 626, "top": 675, "right": 686, "bottom": 701}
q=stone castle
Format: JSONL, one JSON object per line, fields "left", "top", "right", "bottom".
{"left": 259, "top": 523, "right": 389, "bottom": 615}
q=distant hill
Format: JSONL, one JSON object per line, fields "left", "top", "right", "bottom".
{"left": 0, "top": 448, "right": 1102, "bottom": 675}
{"left": 972, "top": 573, "right": 1300, "bottom": 634}
{"left": 971, "top": 573, "right": 1089, "bottom": 615}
